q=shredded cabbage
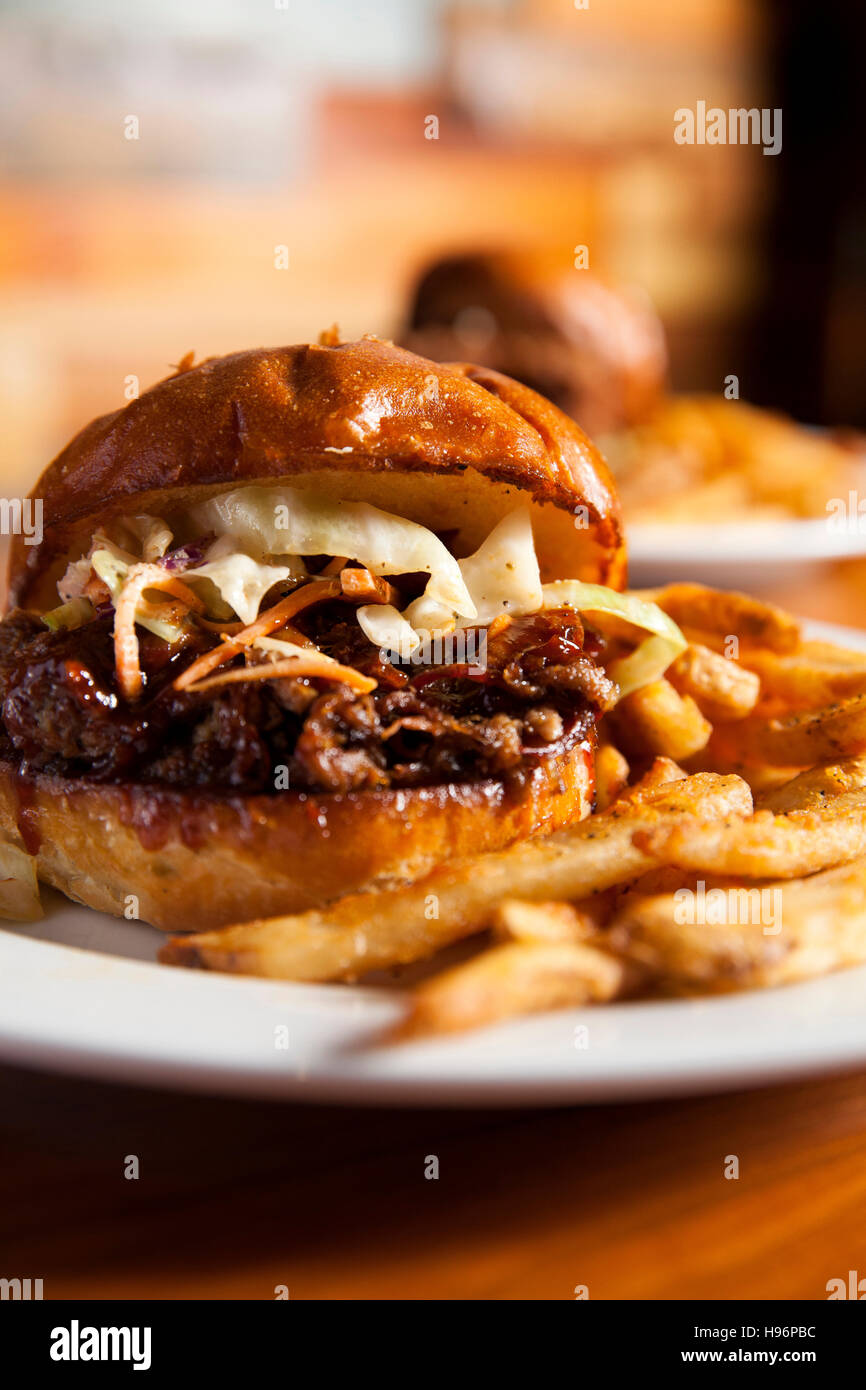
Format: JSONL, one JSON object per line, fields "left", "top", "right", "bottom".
{"left": 190, "top": 485, "right": 475, "bottom": 620}
{"left": 122, "top": 514, "right": 173, "bottom": 562}
{"left": 458, "top": 507, "right": 543, "bottom": 625}
{"left": 356, "top": 603, "right": 422, "bottom": 658}
{"left": 42, "top": 597, "right": 96, "bottom": 632}
{"left": 540, "top": 581, "right": 687, "bottom": 697}
{"left": 401, "top": 507, "right": 542, "bottom": 635}
{"left": 58, "top": 554, "right": 95, "bottom": 604}
{"left": 184, "top": 542, "right": 299, "bottom": 625}
{"left": 91, "top": 548, "right": 188, "bottom": 644}
{"left": 60, "top": 491, "right": 685, "bottom": 703}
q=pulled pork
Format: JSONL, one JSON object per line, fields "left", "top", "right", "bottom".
{"left": 0, "top": 605, "right": 615, "bottom": 795}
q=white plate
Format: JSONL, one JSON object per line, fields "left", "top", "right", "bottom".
{"left": 1, "top": 620, "right": 865, "bottom": 1108}
{"left": 628, "top": 519, "right": 866, "bottom": 591}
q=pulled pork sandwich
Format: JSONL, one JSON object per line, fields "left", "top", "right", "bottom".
{"left": 402, "top": 250, "right": 667, "bottom": 438}
{"left": 0, "top": 335, "right": 684, "bottom": 930}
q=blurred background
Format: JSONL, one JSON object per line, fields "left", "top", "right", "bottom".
{"left": 0, "top": 0, "right": 863, "bottom": 498}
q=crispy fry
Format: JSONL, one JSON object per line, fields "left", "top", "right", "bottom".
{"left": 492, "top": 898, "right": 596, "bottom": 944}
{"left": 594, "top": 743, "right": 630, "bottom": 810}
{"left": 613, "top": 679, "right": 712, "bottom": 762}
{"left": 739, "top": 641, "right": 866, "bottom": 709}
{"left": 709, "top": 694, "right": 866, "bottom": 767}
{"left": 756, "top": 756, "right": 866, "bottom": 813}
{"left": 668, "top": 643, "right": 760, "bottom": 722}
{"left": 400, "top": 940, "right": 627, "bottom": 1037}
{"left": 634, "top": 788, "right": 866, "bottom": 879}
{"left": 159, "top": 773, "right": 751, "bottom": 981}
{"left": 608, "top": 857, "right": 866, "bottom": 993}
{"left": 637, "top": 584, "right": 801, "bottom": 653}
{"left": 615, "top": 756, "right": 686, "bottom": 802}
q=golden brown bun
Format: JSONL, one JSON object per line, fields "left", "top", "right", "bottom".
{"left": 0, "top": 741, "right": 594, "bottom": 932}
{"left": 402, "top": 252, "right": 667, "bottom": 440}
{"left": 8, "top": 334, "right": 625, "bottom": 609}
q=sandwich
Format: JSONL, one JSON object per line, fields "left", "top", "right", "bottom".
{"left": 0, "top": 334, "right": 683, "bottom": 931}
{"left": 401, "top": 250, "right": 668, "bottom": 438}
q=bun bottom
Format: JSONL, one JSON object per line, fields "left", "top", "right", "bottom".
{"left": 0, "top": 740, "right": 595, "bottom": 932}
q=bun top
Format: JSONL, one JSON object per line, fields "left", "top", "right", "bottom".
{"left": 8, "top": 334, "right": 625, "bottom": 608}
{"left": 403, "top": 251, "right": 667, "bottom": 438}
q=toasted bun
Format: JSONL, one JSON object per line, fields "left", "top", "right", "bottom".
{"left": 0, "top": 740, "right": 594, "bottom": 931}
{"left": 403, "top": 252, "right": 667, "bottom": 439}
{"left": 8, "top": 334, "right": 625, "bottom": 610}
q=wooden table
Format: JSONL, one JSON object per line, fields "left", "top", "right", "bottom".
{"left": 2, "top": 561, "right": 865, "bottom": 1301}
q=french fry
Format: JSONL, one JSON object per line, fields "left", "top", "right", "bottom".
{"left": 613, "top": 679, "right": 712, "bottom": 762}
{"left": 492, "top": 898, "right": 596, "bottom": 944}
{"left": 739, "top": 641, "right": 866, "bottom": 710}
{"left": 668, "top": 643, "right": 760, "bottom": 722}
{"left": 160, "top": 773, "right": 752, "bottom": 981}
{"left": 709, "top": 694, "right": 866, "bottom": 766}
{"left": 756, "top": 756, "right": 866, "bottom": 813}
{"left": 594, "top": 743, "right": 630, "bottom": 810}
{"left": 634, "top": 788, "right": 866, "bottom": 879}
{"left": 400, "top": 939, "right": 627, "bottom": 1037}
{"left": 615, "top": 756, "right": 686, "bottom": 802}
{"left": 608, "top": 857, "right": 866, "bottom": 993}
{"left": 636, "top": 584, "right": 801, "bottom": 653}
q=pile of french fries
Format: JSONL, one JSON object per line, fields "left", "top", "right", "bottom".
{"left": 161, "top": 584, "right": 866, "bottom": 1038}
{"left": 602, "top": 396, "right": 864, "bottom": 524}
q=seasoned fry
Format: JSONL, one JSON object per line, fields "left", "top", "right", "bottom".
{"left": 160, "top": 773, "right": 752, "bottom": 981}
{"left": 634, "top": 788, "right": 866, "bottom": 879}
{"left": 401, "top": 940, "right": 627, "bottom": 1037}
{"left": 614, "top": 756, "right": 686, "bottom": 803}
{"left": 668, "top": 643, "right": 760, "bottom": 722}
{"left": 613, "top": 679, "right": 712, "bottom": 761}
{"left": 709, "top": 694, "right": 866, "bottom": 767}
{"left": 594, "top": 742, "right": 630, "bottom": 810}
{"left": 607, "top": 396, "right": 863, "bottom": 523}
{"left": 739, "top": 641, "right": 866, "bottom": 709}
{"left": 608, "top": 857, "right": 866, "bottom": 993}
{"left": 756, "top": 756, "right": 866, "bottom": 813}
{"left": 637, "top": 584, "right": 801, "bottom": 653}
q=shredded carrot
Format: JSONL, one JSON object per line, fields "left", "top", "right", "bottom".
{"left": 254, "top": 628, "right": 316, "bottom": 653}
{"left": 185, "top": 655, "right": 376, "bottom": 696}
{"left": 339, "top": 566, "right": 400, "bottom": 606}
{"left": 173, "top": 578, "right": 340, "bottom": 692}
{"left": 114, "top": 565, "right": 206, "bottom": 700}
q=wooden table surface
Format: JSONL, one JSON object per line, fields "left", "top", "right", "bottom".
{"left": 2, "top": 560, "right": 865, "bottom": 1301}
